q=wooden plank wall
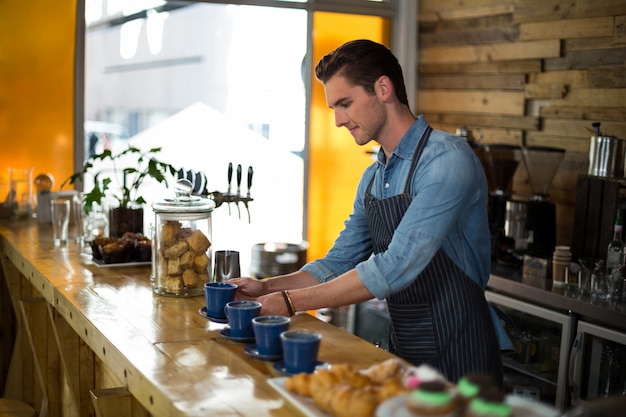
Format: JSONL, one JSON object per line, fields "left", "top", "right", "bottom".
{"left": 416, "top": 0, "right": 626, "bottom": 248}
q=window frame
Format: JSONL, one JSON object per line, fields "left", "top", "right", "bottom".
{"left": 73, "top": 0, "right": 416, "bottom": 244}
{"left": 74, "top": 0, "right": 415, "bottom": 166}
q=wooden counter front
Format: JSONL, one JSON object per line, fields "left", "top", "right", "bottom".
{"left": 0, "top": 220, "right": 396, "bottom": 417}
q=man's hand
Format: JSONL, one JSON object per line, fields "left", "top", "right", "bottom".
{"left": 227, "top": 277, "right": 266, "bottom": 300}
{"left": 256, "top": 291, "right": 291, "bottom": 316}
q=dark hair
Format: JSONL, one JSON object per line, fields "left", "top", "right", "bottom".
{"left": 314, "top": 39, "right": 409, "bottom": 106}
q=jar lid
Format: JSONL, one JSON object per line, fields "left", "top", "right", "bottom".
{"left": 152, "top": 179, "right": 215, "bottom": 213}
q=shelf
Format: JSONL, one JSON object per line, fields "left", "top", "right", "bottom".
{"left": 503, "top": 356, "right": 558, "bottom": 386}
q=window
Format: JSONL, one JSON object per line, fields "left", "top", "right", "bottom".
{"left": 85, "top": 2, "right": 307, "bottom": 270}
{"left": 82, "top": 0, "right": 410, "bottom": 271}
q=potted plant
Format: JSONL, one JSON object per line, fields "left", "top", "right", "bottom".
{"left": 62, "top": 146, "right": 177, "bottom": 238}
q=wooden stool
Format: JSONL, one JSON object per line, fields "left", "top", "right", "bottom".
{"left": 0, "top": 398, "right": 37, "bottom": 417}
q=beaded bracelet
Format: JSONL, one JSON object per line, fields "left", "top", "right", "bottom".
{"left": 281, "top": 290, "right": 295, "bottom": 316}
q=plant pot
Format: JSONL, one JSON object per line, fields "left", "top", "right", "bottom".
{"left": 109, "top": 206, "right": 144, "bottom": 238}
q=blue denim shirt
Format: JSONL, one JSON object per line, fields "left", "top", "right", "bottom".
{"left": 302, "top": 116, "right": 512, "bottom": 350}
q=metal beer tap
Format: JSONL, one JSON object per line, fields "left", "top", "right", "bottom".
{"left": 244, "top": 166, "right": 253, "bottom": 222}
{"left": 206, "top": 163, "right": 254, "bottom": 222}
{"left": 227, "top": 162, "right": 233, "bottom": 215}
{"left": 235, "top": 163, "right": 242, "bottom": 219}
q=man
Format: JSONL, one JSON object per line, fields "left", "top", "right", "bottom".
{"left": 230, "top": 39, "right": 511, "bottom": 383}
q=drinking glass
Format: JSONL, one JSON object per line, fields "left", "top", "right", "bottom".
{"left": 591, "top": 268, "right": 609, "bottom": 303}
{"left": 51, "top": 199, "right": 70, "bottom": 246}
{"left": 9, "top": 167, "right": 33, "bottom": 220}
{"left": 607, "top": 269, "right": 623, "bottom": 302}
{"left": 84, "top": 209, "right": 109, "bottom": 242}
{"left": 72, "top": 193, "right": 86, "bottom": 246}
{"left": 578, "top": 258, "right": 603, "bottom": 301}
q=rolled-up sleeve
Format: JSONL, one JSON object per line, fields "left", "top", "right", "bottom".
{"left": 357, "top": 138, "right": 488, "bottom": 299}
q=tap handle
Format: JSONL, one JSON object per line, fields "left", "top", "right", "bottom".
{"left": 236, "top": 164, "right": 242, "bottom": 194}
{"left": 247, "top": 166, "right": 253, "bottom": 196}
{"left": 592, "top": 122, "right": 601, "bottom": 137}
{"left": 227, "top": 162, "right": 233, "bottom": 193}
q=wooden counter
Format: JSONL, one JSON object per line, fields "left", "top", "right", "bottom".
{"left": 0, "top": 219, "right": 397, "bottom": 417}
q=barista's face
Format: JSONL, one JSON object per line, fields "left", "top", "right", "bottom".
{"left": 324, "top": 74, "right": 386, "bottom": 146}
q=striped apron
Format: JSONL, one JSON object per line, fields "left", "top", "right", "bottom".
{"left": 364, "top": 126, "right": 503, "bottom": 384}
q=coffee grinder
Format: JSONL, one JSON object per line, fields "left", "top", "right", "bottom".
{"left": 520, "top": 146, "right": 565, "bottom": 258}
{"left": 475, "top": 144, "right": 522, "bottom": 262}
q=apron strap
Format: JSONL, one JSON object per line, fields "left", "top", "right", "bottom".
{"left": 365, "top": 125, "right": 433, "bottom": 197}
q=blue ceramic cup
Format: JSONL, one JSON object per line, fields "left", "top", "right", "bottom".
{"left": 280, "top": 329, "right": 322, "bottom": 374}
{"left": 204, "top": 282, "right": 238, "bottom": 319}
{"left": 252, "top": 316, "right": 291, "bottom": 357}
{"left": 225, "top": 300, "right": 262, "bottom": 338}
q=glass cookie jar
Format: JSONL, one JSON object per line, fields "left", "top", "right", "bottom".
{"left": 152, "top": 181, "right": 215, "bottom": 297}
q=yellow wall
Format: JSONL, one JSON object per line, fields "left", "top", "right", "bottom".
{"left": 0, "top": 0, "right": 76, "bottom": 192}
{"left": 308, "top": 12, "right": 390, "bottom": 260}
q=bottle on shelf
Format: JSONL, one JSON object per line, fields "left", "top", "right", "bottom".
{"left": 606, "top": 209, "right": 623, "bottom": 277}
{"left": 613, "top": 246, "right": 626, "bottom": 302}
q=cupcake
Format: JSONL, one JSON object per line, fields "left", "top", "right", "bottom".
{"left": 406, "top": 380, "right": 458, "bottom": 416}
{"left": 134, "top": 238, "right": 152, "bottom": 262}
{"left": 404, "top": 364, "right": 447, "bottom": 390}
{"left": 99, "top": 242, "right": 125, "bottom": 264}
{"left": 90, "top": 235, "right": 113, "bottom": 261}
{"left": 464, "top": 389, "right": 512, "bottom": 417}
{"left": 456, "top": 373, "right": 496, "bottom": 407}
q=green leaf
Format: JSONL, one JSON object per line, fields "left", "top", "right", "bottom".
{"left": 61, "top": 144, "right": 178, "bottom": 213}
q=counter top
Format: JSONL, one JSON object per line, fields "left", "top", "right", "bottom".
{"left": 488, "top": 262, "right": 626, "bottom": 333}
{"left": 0, "top": 219, "right": 398, "bottom": 416}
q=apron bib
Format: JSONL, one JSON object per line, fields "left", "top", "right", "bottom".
{"left": 364, "top": 126, "right": 503, "bottom": 383}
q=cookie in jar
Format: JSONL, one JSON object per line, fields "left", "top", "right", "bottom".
{"left": 152, "top": 184, "right": 215, "bottom": 297}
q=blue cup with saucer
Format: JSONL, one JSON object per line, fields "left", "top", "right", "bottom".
{"left": 204, "top": 282, "right": 237, "bottom": 320}
{"left": 225, "top": 300, "right": 262, "bottom": 339}
{"left": 252, "top": 316, "right": 290, "bottom": 358}
{"left": 280, "top": 329, "right": 321, "bottom": 374}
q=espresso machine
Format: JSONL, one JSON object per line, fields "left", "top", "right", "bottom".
{"left": 474, "top": 144, "right": 522, "bottom": 262}
{"left": 520, "top": 146, "right": 565, "bottom": 258}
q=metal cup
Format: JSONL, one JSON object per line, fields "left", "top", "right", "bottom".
{"left": 214, "top": 250, "right": 241, "bottom": 282}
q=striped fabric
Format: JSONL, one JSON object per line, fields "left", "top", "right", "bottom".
{"left": 364, "top": 126, "right": 503, "bottom": 384}
{"left": 386, "top": 251, "right": 503, "bottom": 383}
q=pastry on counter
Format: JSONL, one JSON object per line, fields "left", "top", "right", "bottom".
{"left": 456, "top": 373, "right": 497, "bottom": 412}
{"left": 405, "top": 380, "right": 458, "bottom": 416}
{"left": 284, "top": 359, "right": 412, "bottom": 417}
{"left": 91, "top": 232, "right": 151, "bottom": 264}
{"left": 463, "top": 389, "right": 512, "bottom": 417}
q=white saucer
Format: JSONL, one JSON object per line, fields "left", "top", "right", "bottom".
{"left": 220, "top": 328, "right": 255, "bottom": 343}
{"left": 198, "top": 307, "right": 228, "bottom": 324}
{"left": 272, "top": 360, "right": 328, "bottom": 376}
{"left": 244, "top": 344, "right": 282, "bottom": 361}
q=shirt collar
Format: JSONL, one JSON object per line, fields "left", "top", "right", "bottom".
{"left": 376, "top": 115, "right": 429, "bottom": 165}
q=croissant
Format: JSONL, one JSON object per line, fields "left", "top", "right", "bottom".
{"left": 327, "top": 363, "right": 356, "bottom": 381}
{"left": 360, "top": 358, "right": 407, "bottom": 384}
{"left": 284, "top": 361, "right": 411, "bottom": 417}
{"left": 376, "top": 378, "right": 407, "bottom": 403}
{"left": 326, "top": 364, "right": 372, "bottom": 388}
{"left": 312, "top": 384, "right": 337, "bottom": 413}
{"left": 330, "top": 385, "right": 379, "bottom": 417}
{"left": 284, "top": 372, "right": 311, "bottom": 397}
{"left": 309, "top": 368, "right": 340, "bottom": 394}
